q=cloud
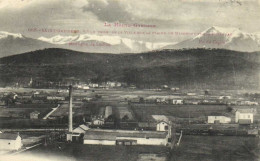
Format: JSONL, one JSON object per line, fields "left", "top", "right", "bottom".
{"left": 0, "top": 0, "right": 99, "bottom": 32}
{"left": 82, "top": 0, "right": 133, "bottom": 22}
{"left": 0, "top": 0, "right": 259, "bottom": 43}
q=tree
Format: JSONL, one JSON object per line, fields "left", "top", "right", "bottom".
{"left": 106, "top": 115, "right": 115, "bottom": 122}
{"left": 226, "top": 106, "right": 233, "bottom": 112}
{"left": 122, "top": 115, "right": 129, "bottom": 121}
{"left": 139, "top": 97, "right": 144, "bottom": 103}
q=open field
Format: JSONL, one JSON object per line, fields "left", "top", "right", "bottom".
{"left": 50, "top": 102, "right": 88, "bottom": 117}
{"left": 170, "top": 135, "right": 260, "bottom": 161}
{"left": 131, "top": 104, "right": 230, "bottom": 122}
{"left": 23, "top": 143, "right": 169, "bottom": 161}
{"left": 131, "top": 104, "right": 260, "bottom": 124}
{"left": 0, "top": 104, "right": 54, "bottom": 118}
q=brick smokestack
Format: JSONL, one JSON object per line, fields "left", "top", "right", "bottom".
{"left": 68, "top": 85, "right": 73, "bottom": 132}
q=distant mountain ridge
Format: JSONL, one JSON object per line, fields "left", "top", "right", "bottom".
{"left": 164, "top": 26, "right": 260, "bottom": 52}
{"left": 38, "top": 34, "right": 173, "bottom": 53}
{"left": 0, "top": 31, "right": 173, "bottom": 58}
{"left": 0, "top": 31, "right": 55, "bottom": 58}
{"left": 0, "top": 48, "right": 259, "bottom": 90}
{"left": 0, "top": 26, "right": 259, "bottom": 58}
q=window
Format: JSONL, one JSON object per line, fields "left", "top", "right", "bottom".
{"left": 164, "top": 126, "right": 168, "bottom": 130}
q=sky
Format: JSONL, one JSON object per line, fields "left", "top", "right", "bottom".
{"left": 0, "top": 0, "right": 259, "bottom": 43}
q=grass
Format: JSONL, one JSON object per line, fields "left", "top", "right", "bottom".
{"left": 132, "top": 104, "right": 230, "bottom": 122}
{"left": 169, "top": 135, "right": 260, "bottom": 161}
{"left": 25, "top": 143, "right": 169, "bottom": 161}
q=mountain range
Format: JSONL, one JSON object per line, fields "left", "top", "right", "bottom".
{"left": 164, "top": 26, "right": 260, "bottom": 52}
{"left": 0, "top": 26, "right": 259, "bottom": 58}
{"left": 0, "top": 48, "right": 259, "bottom": 89}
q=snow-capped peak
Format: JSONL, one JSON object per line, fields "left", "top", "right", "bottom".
{"left": 0, "top": 31, "right": 24, "bottom": 39}
{"left": 193, "top": 26, "right": 239, "bottom": 40}
{"left": 38, "top": 35, "right": 80, "bottom": 44}
{"left": 37, "top": 34, "right": 173, "bottom": 51}
{"left": 208, "top": 26, "right": 239, "bottom": 34}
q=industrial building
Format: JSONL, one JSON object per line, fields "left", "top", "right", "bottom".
{"left": 83, "top": 128, "right": 170, "bottom": 146}
{"left": 65, "top": 85, "right": 172, "bottom": 146}
{"left": 82, "top": 121, "right": 172, "bottom": 146}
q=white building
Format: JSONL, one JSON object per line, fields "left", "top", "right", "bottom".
{"left": 244, "top": 101, "right": 258, "bottom": 106}
{"left": 156, "top": 121, "right": 170, "bottom": 131}
{"left": 83, "top": 131, "right": 117, "bottom": 145}
{"left": 0, "top": 133, "right": 22, "bottom": 151}
{"left": 235, "top": 110, "right": 254, "bottom": 124}
{"left": 46, "top": 96, "right": 65, "bottom": 101}
{"left": 89, "top": 83, "right": 99, "bottom": 88}
{"left": 82, "top": 86, "right": 90, "bottom": 90}
{"left": 107, "top": 82, "right": 116, "bottom": 87}
{"left": 219, "top": 96, "right": 231, "bottom": 99}
{"left": 172, "top": 99, "right": 183, "bottom": 105}
{"left": 92, "top": 118, "right": 104, "bottom": 126}
{"left": 208, "top": 116, "right": 231, "bottom": 124}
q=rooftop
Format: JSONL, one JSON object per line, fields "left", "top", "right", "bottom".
{"left": 83, "top": 129, "right": 168, "bottom": 141}
{"left": 0, "top": 133, "right": 19, "bottom": 140}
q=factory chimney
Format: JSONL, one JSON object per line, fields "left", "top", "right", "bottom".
{"left": 68, "top": 85, "right": 73, "bottom": 132}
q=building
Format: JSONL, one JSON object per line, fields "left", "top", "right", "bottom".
{"left": 83, "top": 120, "right": 172, "bottom": 146}
{"left": 92, "top": 118, "right": 105, "bottom": 126}
{"left": 0, "top": 133, "right": 22, "bottom": 151}
{"left": 183, "top": 99, "right": 199, "bottom": 105}
{"left": 235, "top": 110, "right": 254, "bottom": 124}
{"left": 171, "top": 87, "right": 180, "bottom": 91}
{"left": 187, "top": 93, "right": 196, "bottom": 96}
{"left": 73, "top": 124, "right": 90, "bottom": 134}
{"left": 19, "top": 94, "right": 32, "bottom": 99}
{"left": 105, "top": 106, "right": 113, "bottom": 119}
{"left": 83, "top": 130, "right": 117, "bottom": 145}
{"left": 89, "top": 83, "right": 99, "bottom": 88}
{"left": 155, "top": 98, "right": 167, "bottom": 104}
{"left": 244, "top": 101, "right": 259, "bottom": 106}
{"left": 219, "top": 96, "right": 231, "bottom": 100}
{"left": 208, "top": 116, "right": 231, "bottom": 124}
{"left": 66, "top": 124, "right": 90, "bottom": 142}
{"left": 46, "top": 96, "right": 65, "bottom": 101}
{"left": 156, "top": 121, "right": 170, "bottom": 131}
{"left": 107, "top": 81, "right": 116, "bottom": 88}
{"left": 83, "top": 129, "right": 169, "bottom": 146}
{"left": 30, "top": 111, "right": 40, "bottom": 119}
{"left": 172, "top": 99, "right": 183, "bottom": 105}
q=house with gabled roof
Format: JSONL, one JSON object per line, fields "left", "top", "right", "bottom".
{"left": 235, "top": 109, "right": 254, "bottom": 125}
{"left": 0, "top": 133, "right": 22, "bottom": 151}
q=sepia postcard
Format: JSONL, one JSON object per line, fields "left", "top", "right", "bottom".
{"left": 0, "top": 0, "right": 259, "bottom": 160}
